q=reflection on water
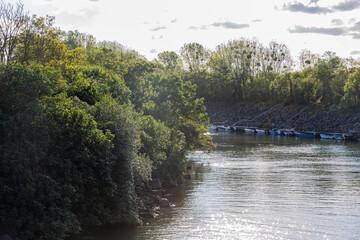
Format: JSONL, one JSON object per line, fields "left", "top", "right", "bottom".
{"left": 76, "top": 133, "right": 360, "bottom": 240}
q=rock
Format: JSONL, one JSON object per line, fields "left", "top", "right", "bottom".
{"left": 0, "top": 234, "right": 14, "bottom": 240}
{"left": 159, "top": 198, "right": 171, "bottom": 208}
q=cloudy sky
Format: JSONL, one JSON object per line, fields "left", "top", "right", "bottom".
{"left": 9, "top": 0, "right": 360, "bottom": 61}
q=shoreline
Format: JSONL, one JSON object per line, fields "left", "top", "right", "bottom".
{"left": 206, "top": 103, "right": 360, "bottom": 140}
{"left": 68, "top": 171, "right": 193, "bottom": 239}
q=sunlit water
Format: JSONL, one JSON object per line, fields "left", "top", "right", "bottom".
{"left": 76, "top": 133, "right": 360, "bottom": 240}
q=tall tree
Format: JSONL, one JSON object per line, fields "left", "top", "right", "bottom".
{"left": 180, "top": 42, "right": 209, "bottom": 73}
{"left": 267, "top": 40, "right": 293, "bottom": 74}
{"left": 0, "top": 1, "right": 27, "bottom": 63}
{"left": 298, "top": 49, "right": 320, "bottom": 70}
{"left": 158, "top": 51, "right": 183, "bottom": 71}
{"left": 14, "top": 15, "right": 67, "bottom": 64}
{"left": 65, "top": 30, "right": 97, "bottom": 50}
{"left": 340, "top": 68, "right": 360, "bottom": 111}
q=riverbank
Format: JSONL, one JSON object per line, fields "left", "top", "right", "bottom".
{"left": 206, "top": 103, "right": 360, "bottom": 135}
{"left": 0, "top": 174, "right": 191, "bottom": 240}
{"left": 68, "top": 172, "right": 193, "bottom": 240}
{"left": 138, "top": 176, "right": 184, "bottom": 219}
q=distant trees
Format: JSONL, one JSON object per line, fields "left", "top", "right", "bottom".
{"left": 299, "top": 49, "right": 320, "bottom": 70}
{"left": 168, "top": 41, "right": 360, "bottom": 110}
{"left": 181, "top": 39, "right": 294, "bottom": 103}
{"left": 180, "top": 42, "right": 210, "bottom": 73}
{"left": 340, "top": 68, "right": 360, "bottom": 111}
{"left": 65, "top": 30, "right": 97, "bottom": 50}
{"left": 158, "top": 51, "right": 182, "bottom": 71}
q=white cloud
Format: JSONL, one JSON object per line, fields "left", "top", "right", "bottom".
{"left": 150, "top": 26, "right": 167, "bottom": 31}
{"left": 332, "top": 0, "right": 360, "bottom": 11}
{"left": 282, "top": 2, "right": 333, "bottom": 14}
{"left": 211, "top": 22, "right": 250, "bottom": 29}
{"left": 331, "top": 18, "right": 344, "bottom": 26}
{"left": 289, "top": 25, "right": 346, "bottom": 36}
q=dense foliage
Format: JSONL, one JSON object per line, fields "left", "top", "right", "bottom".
{"left": 172, "top": 39, "right": 360, "bottom": 112}
{"left": 0, "top": 3, "right": 210, "bottom": 239}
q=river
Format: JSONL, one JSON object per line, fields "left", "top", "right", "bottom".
{"left": 76, "top": 132, "right": 360, "bottom": 240}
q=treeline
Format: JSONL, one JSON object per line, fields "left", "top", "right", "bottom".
{"left": 0, "top": 2, "right": 210, "bottom": 240}
{"left": 161, "top": 40, "right": 360, "bottom": 112}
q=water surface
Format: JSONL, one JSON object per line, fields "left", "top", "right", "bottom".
{"left": 78, "top": 133, "right": 360, "bottom": 240}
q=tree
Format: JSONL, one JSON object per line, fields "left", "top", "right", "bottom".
{"left": 14, "top": 15, "right": 67, "bottom": 65}
{"left": 314, "top": 59, "right": 339, "bottom": 105}
{"left": 298, "top": 49, "right": 320, "bottom": 70}
{"left": 208, "top": 39, "right": 262, "bottom": 102}
{"left": 180, "top": 42, "right": 210, "bottom": 73}
{"left": 207, "top": 43, "right": 232, "bottom": 102}
{"left": 65, "top": 30, "right": 96, "bottom": 50}
{"left": 0, "top": 62, "right": 65, "bottom": 115}
{"left": 0, "top": 1, "right": 28, "bottom": 63}
{"left": 158, "top": 51, "right": 182, "bottom": 70}
{"left": 340, "top": 68, "right": 360, "bottom": 111}
{"left": 266, "top": 40, "right": 293, "bottom": 74}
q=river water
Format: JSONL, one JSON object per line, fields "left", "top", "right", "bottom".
{"left": 77, "top": 133, "right": 360, "bottom": 240}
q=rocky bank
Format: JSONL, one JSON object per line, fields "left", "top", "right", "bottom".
{"left": 206, "top": 103, "right": 360, "bottom": 134}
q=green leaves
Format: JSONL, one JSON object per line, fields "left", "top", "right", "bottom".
{"left": 0, "top": 10, "right": 212, "bottom": 239}
{"left": 158, "top": 51, "right": 183, "bottom": 70}
{"left": 0, "top": 62, "right": 64, "bottom": 115}
{"left": 340, "top": 68, "right": 360, "bottom": 112}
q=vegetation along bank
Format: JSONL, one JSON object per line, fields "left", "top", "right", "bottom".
{"left": 0, "top": 2, "right": 210, "bottom": 240}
